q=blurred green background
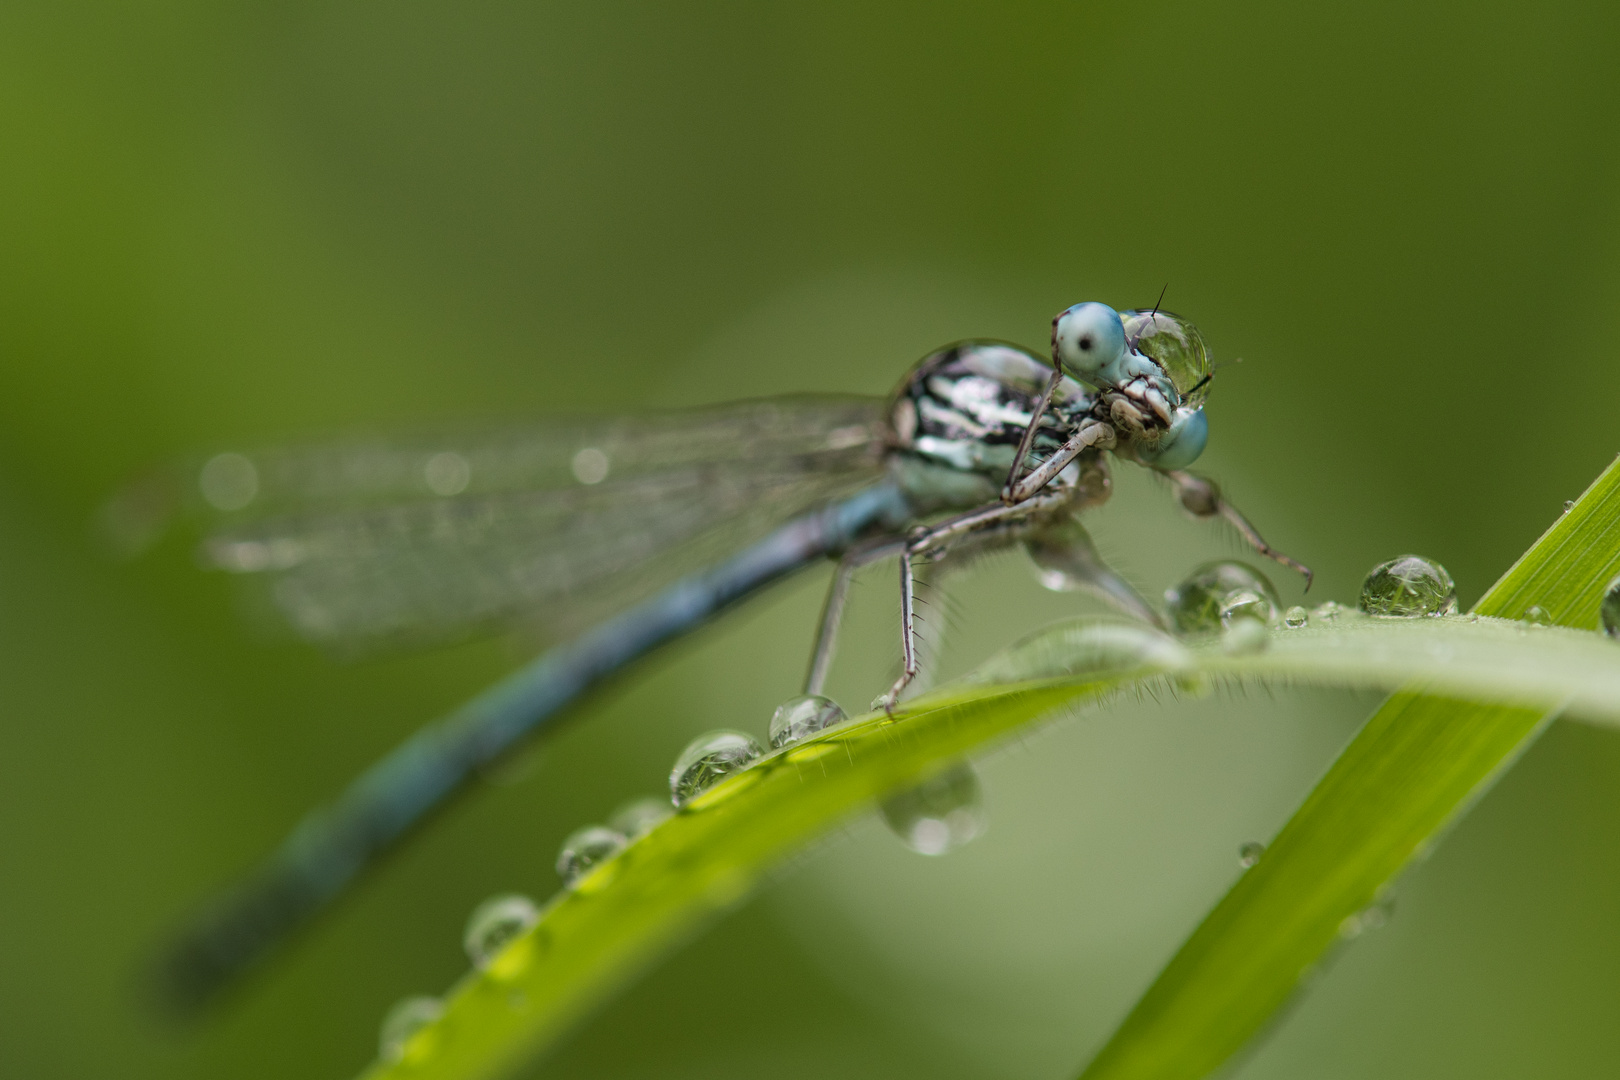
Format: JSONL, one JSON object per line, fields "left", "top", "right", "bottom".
{"left": 3, "top": 1, "right": 1619, "bottom": 1077}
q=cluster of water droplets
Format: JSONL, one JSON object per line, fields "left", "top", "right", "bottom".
{"left": 663, "top": 692, "right": 985, "bottom": 853}
{"left": 386, "top": 684, "right": 976, "bottom": 1040}
{"left": 1164, "top": 552, "right": 1473, "bottom": 638}
{"left": 1339, "top": 895, "right": 1396, "bottom": 939}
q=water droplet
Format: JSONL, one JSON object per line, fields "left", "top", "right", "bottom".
{"left": 1361, "top": 897, "right": 1394, "bottom": 930}
{"left": 1339, "top": 897, "right": 1395, "bottom": 938}
{"left": 1522, "top": 605, "right": 1553, "bottom": 627}
{"left": 670, "top": 730, "right": 764, "bottom": 808}
{"left": 1222, "top": 617, "right": 1269, "bottom": 655}
{"left": 463, "top": 894, "right": 539, "bottom": 972}
{"left": 768, "top": 694, "right": 847, "bottom": 749}
{"left": 570, "top": 447, "right": 611, "bottom": 485}
{"left": 1238, "top": 841, "right": 1265, "bottom": 868}
{"left": 1564, "top": 499, "right": 1576, "bottom": 514}
{"left": 1359, "top": 555, "right": 1457, "bottom": 617}
{"left": 379, "top": 995, "right": 444, "bottom": 1063}
{"left": 607, "top": 796, "right": 673, "bottom": 838}
{"left": 1602, "top": 576, "right": 1620, "bottom": 639}
{"left": 555, "top": 825, "right": 628, "bottom": 886}
{"left": 1313, "top": 600, "right": 1345, "bottom": 622}
{"left": 881, "top": 763, "right": 985, "bottom": 855}
{"left": 1164, "top": 561, "right": 1279, "bottom": 634}
{"left": 198, "top": 452, "right": 259, "bottom": 511}
{"left": 1283, "top": 606, "right": 1309, "bottom": 629}
{"left": 424, "top": 451, "right": 471, "bottom": 496}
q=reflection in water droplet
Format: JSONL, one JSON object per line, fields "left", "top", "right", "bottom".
{"left": 463, "top": 894, "right": 540, "bottom": 971}
{"left": 1164, "top": 561, "right": 1280, "bottom": 634}
{"left": 1564, "top": 499, "right": 1576, "bottom": 513}
{"left": 1359, "top": 555, "right": 1457, "bottom": 617}
{"left": 768, "top": 694, "right": 847, "bottom": 749}
{"left": 1602, "top": 576, "right": 1620, "bottom": 639}
{"left": 1238, "top": 841, "right": 1265, "bottom": 868}
{"left": 556, "top": 826, "right": 628, "bottom": 886}
{"left": 881, "top": 763, "right": 985, "bottom": 855}
{"left": 379, "top": 995, "right": 444, "bottom": 1063}
{"left": 607, "top": 797, "right": 673, "bottom": 839}
{"left": 1222, "top": 617, "right": 1269, "bottom": 655}
{"left": 1283, "top": 606, "right": 1309, "bottom": 629}
{"left": 199, "top": 453, "right": 259, "bottom": 511}
{"left": 1522, "top": 605, "right": 1553, "bottom": 627}
{"left": 670, "top": 730, "right": 764, "bottom": 808}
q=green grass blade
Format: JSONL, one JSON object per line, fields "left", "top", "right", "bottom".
{"left": 1077, "top": 455, "right": 1620, "bottom": 1080}
{"left": 356, "top": 495, "right": 1620, "bottom": 1080}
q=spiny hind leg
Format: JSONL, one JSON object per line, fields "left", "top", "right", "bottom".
{"left": 1165, "top": 470, "right": 1313, "bottom": 589}
{"left": 805, "top": 537, "right": 906, "bottom": 697}
{"left": 876, "top": 493, "right": 1065, "bottom": 713}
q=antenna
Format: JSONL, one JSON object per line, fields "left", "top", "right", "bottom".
{"left": 1128, "top": 283, "right": 1169, "bottom": 352}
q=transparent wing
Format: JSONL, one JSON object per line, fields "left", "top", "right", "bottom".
{"left": 176, "top": 397, "right": 889, "bottom": 653}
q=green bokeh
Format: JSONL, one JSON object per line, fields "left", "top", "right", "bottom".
{"left": 1, "top": 2, "right": 1617, "bottom": 1077}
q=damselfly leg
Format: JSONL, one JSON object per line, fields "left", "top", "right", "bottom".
{"left": 1166, "top": 470, "right": 1313, "bottom": 589}
{"left": 805, "top": 536, "right": 906, "bottom": 697}
{"left": 877, "top": 491, "right": 1071, "bottom": 711}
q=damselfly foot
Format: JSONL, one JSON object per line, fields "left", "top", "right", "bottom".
{"left": 1167, "top": 470, "right": 1313, "bottom": 589}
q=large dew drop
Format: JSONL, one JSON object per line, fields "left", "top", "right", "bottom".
{"left": 881, "top": 763, "right": 986, "bottom": 855}
{"left": 670, "top": 730, "right": 764, "bottom": 808}
{"left": 1602, "top": 576, "right": 1620, "bottom": 639}
{"left": 1164, "top": 561, "right": 1280, "bottom": 634}
{"left": 555, "top": 825, "right": 628, "bottom": 886}
{"left": 378, "top": 995, "right": 444, "bottom": 1063}
{"left": 1359, "top": 555, "right": 1457, "bottom": 617}
{"left": 607, "top": 796, "right": 673, "bottom": 839}
{"left": 463, "top": 894, "right": 540, "bottom": 972}
{"left": 768, "top": 694, "right": 847, "bottom": 749}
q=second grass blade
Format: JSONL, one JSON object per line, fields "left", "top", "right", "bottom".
{"left": 1078, "top": 455, "right": 1620, "bottom": 1080}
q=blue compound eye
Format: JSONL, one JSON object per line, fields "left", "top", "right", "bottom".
{"left": 1142, "top": 407, "right": 1209, "bottom": 470}
{"left": 1053, "top": 302, "right": 1126, "bottom": 385}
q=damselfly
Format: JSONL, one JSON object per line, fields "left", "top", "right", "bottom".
{"left": 125, "top": 301, "right": 1308, "bottom": 1011}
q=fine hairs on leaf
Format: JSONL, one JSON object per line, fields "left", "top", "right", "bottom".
{"left": 357, "top": 458, "right": 1620, "bottom": 1080}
